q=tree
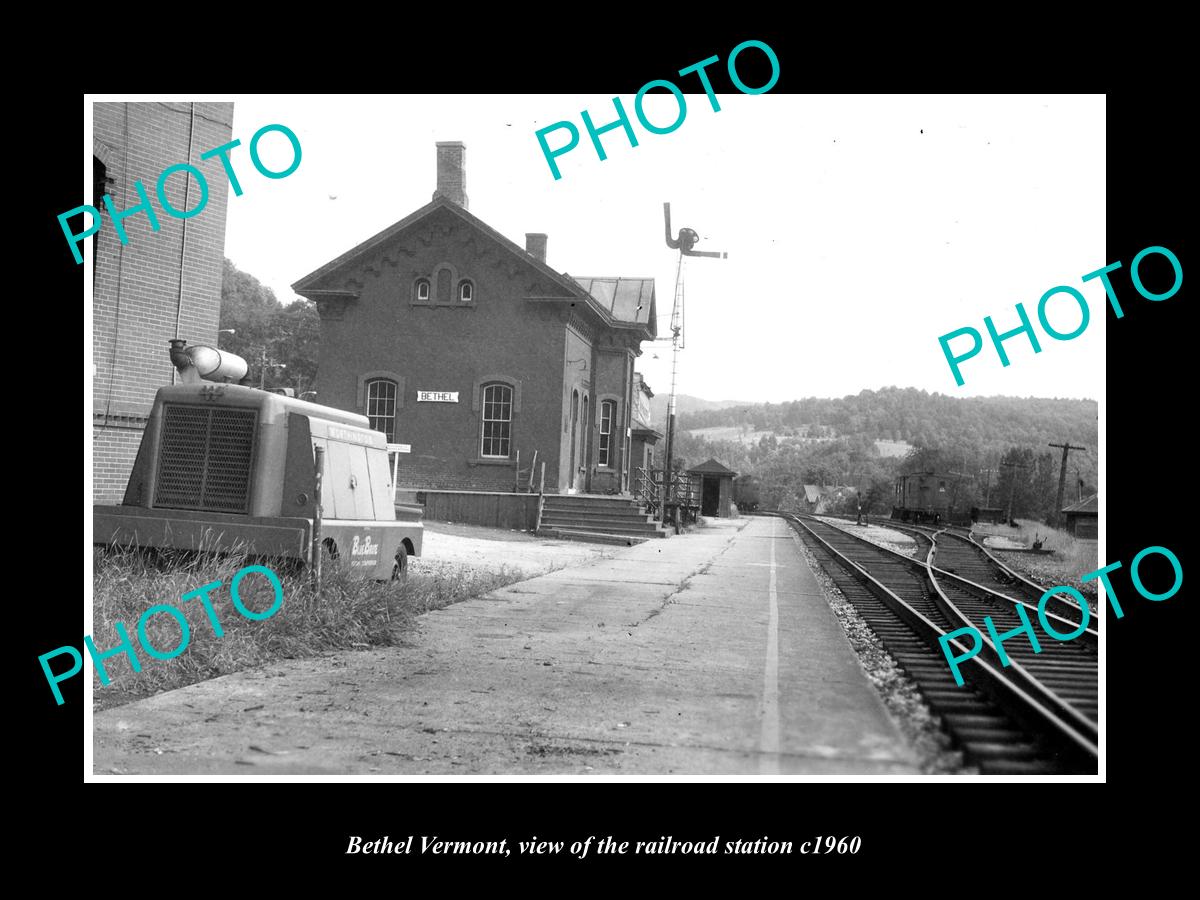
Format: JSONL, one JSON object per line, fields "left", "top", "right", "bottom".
{"left": 219, "top": 258, "right": 320, "bottom": 393}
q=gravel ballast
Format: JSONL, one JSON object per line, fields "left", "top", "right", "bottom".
{"left": 792, "top": 532, "right": 970, "bottom": 774}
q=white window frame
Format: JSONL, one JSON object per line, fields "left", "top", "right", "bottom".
{"left": 365, "top": 378, "right": 398, "bottom": 442}
{"left": 598, "top": 400, "right": 615, "bottom": 467}
{"left": 480, "top": 383, "right": 512, "bottom": 458}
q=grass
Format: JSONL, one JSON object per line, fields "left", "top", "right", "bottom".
{"left": 91, "top": 546, "right": 523, "bottom": 711}
{"left": 971, "top": 519, "right": 1099, "bottom": 603}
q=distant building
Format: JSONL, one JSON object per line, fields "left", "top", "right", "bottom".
{"left": 293, "top": 142, "right": 656, "bottom": 494}
{"left": 798, "top": 484, "right": 855, "bottom": 515}
{"left": 92, "top": 102, "right": 235, "bottom": 502}
{"left": 1062, "top": 494, "right": 1098, "bottom": 539}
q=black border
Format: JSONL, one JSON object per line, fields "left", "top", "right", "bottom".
{"left": 43, "top": 27, "right": 1188, "bottom": 872}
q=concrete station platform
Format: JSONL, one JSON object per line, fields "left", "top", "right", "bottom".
{"left": 93, "top": 516, "right": 916, "bottom": 776}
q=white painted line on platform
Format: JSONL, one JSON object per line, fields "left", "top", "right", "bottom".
{"left": 759, "top": 517, "right": 781, "bottom": 775}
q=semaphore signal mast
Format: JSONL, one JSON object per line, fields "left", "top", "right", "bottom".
{"left": 660, "top": 202, "right": 727, "bottom": 525}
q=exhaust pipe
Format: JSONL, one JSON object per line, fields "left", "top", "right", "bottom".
{"left": 168, "top": 339, "right": 250, "bottom": 385}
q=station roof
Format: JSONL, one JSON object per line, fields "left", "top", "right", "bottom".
{"left": 292, "top": 197, "right": 656, "bottom": 340}
{"left": 572, "top": 277, "right": 656, "bottom": 327}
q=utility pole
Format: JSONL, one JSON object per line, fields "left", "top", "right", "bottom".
{"left": 256, "top": 345, "right": 286, "bottom": 390}
{"left": 1001, "top": 460, "right": 1029, "bottom": 524}
{"left": 980, "top": 467, "right": 998, "bottom": 506}
{"left": 947, "top": 470, "right": 969, "bottom": 520}
{"left": 1048, "top": 442, "right": 1087, "bottom": 527}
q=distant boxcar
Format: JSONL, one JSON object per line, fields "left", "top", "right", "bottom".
{"left": 891, "top": 472, "right": 953, "bottom": 523}
{"left": 733, "top": 474, "right": 761, "bottom": 512}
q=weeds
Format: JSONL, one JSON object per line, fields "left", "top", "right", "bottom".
{"left": 972, "top": 519, "right": 1099, "bottom": 606}
{"left": 972, "top": 519, "right": 1096, "bottom": 573}
{"left": 91, "top": 547, "right": 523, "bottom": 711}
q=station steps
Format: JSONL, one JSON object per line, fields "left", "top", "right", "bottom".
{"left": 537, "top": 494, "right": 670, "bottom": 543}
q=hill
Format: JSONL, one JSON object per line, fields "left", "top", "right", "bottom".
{"left": 649, "top": 393, "right": 753, "bottom": 425}
{"left": 665, "top": 387, "right": 1098, "bottom": 520}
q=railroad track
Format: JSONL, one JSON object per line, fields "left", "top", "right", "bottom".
{"left": 890, "top": 522, "right": 1095, "bottom": 631}
{"left": 780, "top": 514, "right": 1097, "bottom": 774}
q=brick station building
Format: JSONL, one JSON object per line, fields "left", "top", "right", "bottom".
{"left": 293, "top": 142, "right": 657, "bottom": 495}
{"left": 92, "top": 102, "right": 235, "bottom": 502}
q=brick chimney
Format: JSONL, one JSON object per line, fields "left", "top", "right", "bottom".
{"left": 525, "top": 233, "right": 547, "bottom": 263}
{"left": 433, "top": 141, "right": 468, "bottom": 209}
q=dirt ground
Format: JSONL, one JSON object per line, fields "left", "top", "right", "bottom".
{"left": 413, "top": 522, "right": 615, "bottom": 579}
{"left": 93, "top": 518, "right": 916, "bottom": 776}
{"left": 813, "top": 517, "right": 919, "bottom": 557}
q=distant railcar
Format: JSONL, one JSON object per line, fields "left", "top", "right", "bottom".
{"left": 733, "top": 475, "right": 761, "bottom": 512}
{"left": 891, "top": 471, "right": 954, "bottom": 523}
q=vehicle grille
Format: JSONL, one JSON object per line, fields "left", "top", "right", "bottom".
{"left": 154, "top": 405, "right": 257, "bottom": 512}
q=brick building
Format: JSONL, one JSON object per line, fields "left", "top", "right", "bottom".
{"left": 293, "top": 142, "right": 656, "bottom": 494}
{"left": 629, "top": 373, "right": 661, "bottom": 477}
{"left": 92, "top": 102, "right": 234, "bottom": 501}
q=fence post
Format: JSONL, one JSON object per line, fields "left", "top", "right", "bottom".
{"left": 535, "top": 461, "right": 546, "bottom": 532}
{"left": 312, "top": 445, "right": 325, "bottom": 592}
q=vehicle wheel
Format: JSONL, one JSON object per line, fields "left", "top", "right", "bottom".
{"left": 320, "top": 538, "right": 341, "bottom": 572}
{"left": 392, "top": 544, "right": 408, "bottom": 581}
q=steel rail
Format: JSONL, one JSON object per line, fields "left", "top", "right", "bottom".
{"left": 775, "top": 512, "right": 1098, "bottom": 772}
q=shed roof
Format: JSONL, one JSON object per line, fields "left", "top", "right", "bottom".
{"left": 688, "top": 458, "right": 737, "bottom": 476}
{"left": 1062, "top": 493, "right": 1098, "bottom": 515}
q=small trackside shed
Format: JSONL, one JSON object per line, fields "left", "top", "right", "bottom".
{"left": 1062, "top": 493, "right": 1098, "bottom": 539}
{"left": 688, "top": 458, "right": 737, "bottom": 518}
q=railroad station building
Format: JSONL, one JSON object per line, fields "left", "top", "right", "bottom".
{"left": 293, "top": 142, "right": 657, "bottom": 495}
{"left": 92, "top": 102, "right": 235, "bottom": 502}
{"left": 629, "top": 373, "right": 661, "bottom": 476}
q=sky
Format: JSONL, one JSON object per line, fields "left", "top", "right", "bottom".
{"left": 222, "top": 94, "right": 1105, "bottom": 404}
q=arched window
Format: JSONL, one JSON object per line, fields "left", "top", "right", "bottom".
{"left": 366, "top": 378, "right": 398, "bottom": 442}
{"left": 415, "top": 278, "right": 430, "bottom": 302}
{"left": 598, "top": 400, "right": 616, "bottom": 466}
{"left": 459, "top": 280, "right": 474, "bottom": 303}
{"left": 480, "top": 383, "right": 512, "bottom": 458}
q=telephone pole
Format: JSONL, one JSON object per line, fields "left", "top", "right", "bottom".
{"left": 1001, "top": 460, "right": 1029, "bottom": 524}
{"left": 255, "top": 345, "right": 286, "bottom": 391}
{"left": 1048, "top": 442, "right": 1087, "bottom": 527}
{"left": 947, "top": 470, "right": 968, "bottom": 520}
{"left": 980, "top": 467, "right": 998, "bottom": 507}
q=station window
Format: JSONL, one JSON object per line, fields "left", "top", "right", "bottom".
{"left": 938, "top": 481, "right": 946, "bottom": 492}
{"left": 366, "top": 378, "right": 398, "bottom": 442}
{"left": 459, "top": 280, "right": 474, "bottom": 303}
{"left": 598, "top": 400, "right": 615, "bottom": 466}
{"left": 415, "top": 278, "right": 430, "bottom": 302}
{"left": 480, "top": 383, "right": 512, "bottom": 458}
